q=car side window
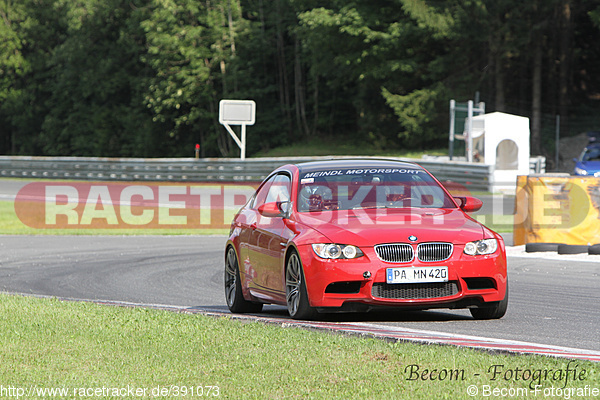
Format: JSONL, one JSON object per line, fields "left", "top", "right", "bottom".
{"left": 584, "top": 148, "right": 600, "bottom": 161}
{"left": 252, "top": 176, "right": 275, "bottom": 209}
{"left": 252, "top": 173, "right": 291, "bottom": 209}
{"left": 265, "top": 174, "right": 291, "bottom": 204}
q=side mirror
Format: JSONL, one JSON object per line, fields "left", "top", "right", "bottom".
{"left": 573, "top": 158, "right": 579, "bottom": 163}
{"left": 257, "top": 201, "right": 290, "bottom": 218}
{"left": 454, "top": 196, "right": 483, "bottom": 213}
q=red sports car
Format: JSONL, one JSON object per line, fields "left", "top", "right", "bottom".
{"left": 224, "top": 159, "right": 507, "bottom": 320}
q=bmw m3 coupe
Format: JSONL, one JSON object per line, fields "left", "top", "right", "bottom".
{"left": 224, "top": 159, "right": 508, "bottom": 320}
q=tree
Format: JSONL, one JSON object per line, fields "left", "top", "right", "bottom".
{"left": 295, "top": 1, "right": 441, "bottom": 148}
{"left": 38, "top": 0, "right": 156, "bottom": 156}
{"left": 2, "top": 0, "right": 600, "bottom": 158}
{"left": 0, "top": 0, "right": 34, "bottom": 154}
{"left": 141, "top": 0, "right": 246, "bottom": 157}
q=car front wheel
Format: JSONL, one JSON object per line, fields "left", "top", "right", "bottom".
{"left": 224, "top": 246, "right": 263, "bottom": 313}
{"left": 285, "top": 251, "right": 315, "bottom": 320}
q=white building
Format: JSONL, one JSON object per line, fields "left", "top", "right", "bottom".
{"left": 469, "top": 112, "right": 531, "bottom": 191}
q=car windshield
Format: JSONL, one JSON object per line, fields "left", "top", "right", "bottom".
{"left": 297, "top": 167, "right": 456, "bottom": 212}
{"left": 581, "top": 147, "right": 600, "bottom": 162}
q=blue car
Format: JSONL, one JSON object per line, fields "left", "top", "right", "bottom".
{"left": 573, "top": 142, "right": 600, "bottom": 176}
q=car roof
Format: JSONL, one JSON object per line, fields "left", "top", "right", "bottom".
{"left": 585, "top": 143, "right": 600, "bottom": 150}
{"left": 294, "top": 159, "right": 422, "bottom": 173}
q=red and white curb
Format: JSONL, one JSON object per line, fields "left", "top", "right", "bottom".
{"left": 302, "top": 320, "right": 600, "bottom": 362}
{"left": 14, "top": 293, "right": 600, "bottom": 362}
{"left": 218, "top": 314, "right": 600, "bottom": 363}
{"left": 89, "top": 299, "right": 600, "bottom": 363}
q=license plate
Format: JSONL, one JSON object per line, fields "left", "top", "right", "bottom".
{"left": 386, "top": 266, "right": 448, "bottom": 284}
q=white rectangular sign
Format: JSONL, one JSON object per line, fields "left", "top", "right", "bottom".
{"left": 219, "top": 100, "right": 256, "bottom": 125}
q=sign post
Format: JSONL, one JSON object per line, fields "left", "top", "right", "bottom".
{"left": 448, "top": 99, "right": 485, "bottom": 161}
{"left": 219, "top": 100, "right": 256, "bottom": 160}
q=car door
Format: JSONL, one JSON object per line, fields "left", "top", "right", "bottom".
{"left": 237, "top": 175, "right": 275, "bottom": 288}
{"left": 246, "top": 173, "right": 291, "bottom": 301}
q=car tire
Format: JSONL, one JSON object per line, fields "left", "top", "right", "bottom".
{"left": 469, "top": 283, "right": 508, "bottom": 320}
{"left": 285, "top": 251, "right": 316, "bottom": 320}
{"left": 557, "top": 244, "right": 589, "bottom": 254}
{"left": 224, "top": 246, "right": 263, "bottom": 313}
{"left": 525, "top": 243, "right": 560, "bottom": 253}
{"left": 588, "top": 244, "right": 600, "bottom": 255}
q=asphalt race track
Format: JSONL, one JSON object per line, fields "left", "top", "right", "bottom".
{"left": 1, "top": 178, "right": 598, "bottom": 355}
{"left": 0, "top": 235, "right": 599, "bottom": 353}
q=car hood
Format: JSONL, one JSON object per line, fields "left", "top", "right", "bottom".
{"left": 294, "top": 207, "right": 486, "bottom": 246}
{"left": 576, "top": 161, "right": 600, "bottom": 174}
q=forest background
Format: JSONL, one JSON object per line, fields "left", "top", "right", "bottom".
{"left": 1, "top": 0, "right": 600, "bottom": 163}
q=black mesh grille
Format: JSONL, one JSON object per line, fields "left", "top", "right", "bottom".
{"left": 463, "top": 278, "right": 496, "bottom": 290}
{"left": 374, "top": 244, "right": 414, "bottom": 262}
{"left": 325, "top": 281, "right": 362, "bottom": 294}
{"left": 417, "top": 243, "right": 453, "bottom": 262}
{"left": 372, "top": 281, "right": 459, "bottom": 299}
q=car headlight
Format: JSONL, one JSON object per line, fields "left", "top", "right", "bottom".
{"left": 312, "top": 244, "right": 364, "bottom": 259}
{"left": 574, "top": 167, "right": 588, "bottom": 175}
{"left": 464, "top": 239, "right": 498, "bottom": 255}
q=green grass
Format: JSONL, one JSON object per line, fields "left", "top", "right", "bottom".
{"left": 1, "top": 201, "right": 513, "bottom": 235}
{"left": 1, "top": 294, "right": 597, "bottom": 399}
{"left": 252, "top": 140, "right": 446, "bottom": 159}
{"left": 474, "top": 214, "right": 514, "bottom": 233}
{"left": 0, "top": 200, "right": 228, "bottom": 235}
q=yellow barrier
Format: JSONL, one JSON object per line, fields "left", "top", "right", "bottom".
{"left": 514, "top": 175, "right": 600, "bottom": 245}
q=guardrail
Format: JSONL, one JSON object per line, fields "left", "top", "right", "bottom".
{"left": 0, "top": 156, "right": 288, "bottom": 182}
{"left": 1, "top": 155, "right": 496, "bottom": 191}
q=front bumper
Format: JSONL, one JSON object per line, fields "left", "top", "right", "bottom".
{"left": 296, "top": 243, "right": 507, "bottom": 310}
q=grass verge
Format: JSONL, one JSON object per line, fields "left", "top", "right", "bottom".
{"left": 0, "top": 200, "right": 228, "bottom": 235}
{"left": 252, "top": 140, "right": 446, "bottom": 159}
{"left": 1, "top": 200, "right": 514, "bottom": 235}
{"left": 474, "top": 214, "right": 514, "bottom": 233}
{"left": 1, "top": 294, "right": 597, "bottom": 399}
